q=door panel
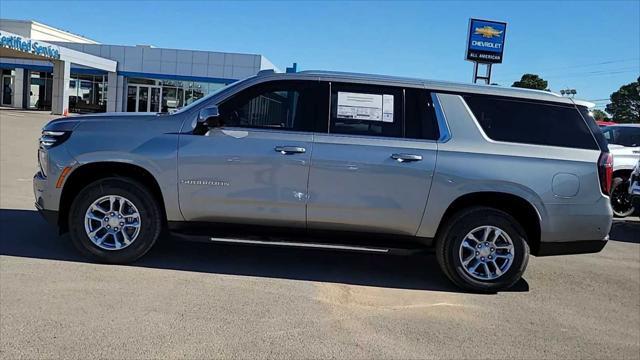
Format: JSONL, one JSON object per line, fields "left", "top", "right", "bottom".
{"left": 177, "top": 80, "right": 325, "bottom": 227}
{"left": 307, "top": 135, "right": 437, "bottom": 235}
{"left": 178, "top": 128, "right": 312, "bottom": 227}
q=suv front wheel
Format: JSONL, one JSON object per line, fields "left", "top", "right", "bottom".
{"left": 436, "top": 207, "right": 530, "bottom": 293}
{"left": 68, "top": 177, "right": 162, "bottom": 263}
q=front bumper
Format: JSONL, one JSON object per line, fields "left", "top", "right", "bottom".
{"left": 33, "top": 171, "right": 59, "bottom": 227}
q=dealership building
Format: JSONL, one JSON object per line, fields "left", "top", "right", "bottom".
{"left": 0, "top": 19, "right": 279, "bottom": 114}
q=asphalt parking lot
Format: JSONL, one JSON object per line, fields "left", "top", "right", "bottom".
{"left": 1, "top": 108, "right": 639, "bottom": 359}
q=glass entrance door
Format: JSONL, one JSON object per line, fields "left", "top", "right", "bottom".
{"left": 138, "top": 87, "right": 149, "bottom": 112}
{"left": 2, "top": 75, "right": 14, "bottom": 106}
{"left": 126, "top": 85, "right": 162, "bottom": 112}
{"left": 150, "top": 87, "right": 160, "bottom": 113}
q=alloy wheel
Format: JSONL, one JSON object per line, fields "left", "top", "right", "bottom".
{"left": 458, "top": 225, "right": 514, "bottom": 280}
{"left": 84, "top": 195, "right": 142, "bottom": 250}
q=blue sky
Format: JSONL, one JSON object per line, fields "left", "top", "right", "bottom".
{"left": 1, "top": 0, "right": 638, "bottom": 108}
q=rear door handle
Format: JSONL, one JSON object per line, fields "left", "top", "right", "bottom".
{"left": 391, "top": 153, "right": 422, "bottom": 162}
{"left": 275, "top": 146, "right": 306, "bottom": 155}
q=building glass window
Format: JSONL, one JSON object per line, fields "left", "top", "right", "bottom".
{"left": 69, "top": 74, "right": 107, "bottom": 113}
{"left": 125, "top": 77, "right": 229, "bottom": 112}
{"left": 1, "top": 69, "right": 15, "bottom": 106}
{"left": 29, "top": 71, "right": 53, "bottom": 111}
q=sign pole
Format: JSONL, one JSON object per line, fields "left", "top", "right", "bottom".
{"left": 472, "top": 62, "right": 492, "bottom": 84}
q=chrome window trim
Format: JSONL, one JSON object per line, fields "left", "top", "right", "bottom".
{"left": 432, "top": 93, "right": 451, "bottom": 143}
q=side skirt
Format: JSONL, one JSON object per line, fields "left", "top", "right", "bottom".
{"left": 168, "top": 221, "right": 433, "bottom": 255}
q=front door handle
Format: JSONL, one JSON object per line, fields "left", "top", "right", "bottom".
{"left": 275, "top": 146, "right": 306, "bottom": 155}
{"left": 391, "top": 153, "right": 422, "bottom": 162}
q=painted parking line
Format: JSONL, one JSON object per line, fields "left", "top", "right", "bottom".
{"left": 0, "top": 112, "right": 26, "bottom": 117}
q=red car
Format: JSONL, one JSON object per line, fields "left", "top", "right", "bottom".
{"left": 597, "top": 120, "right": 617, "bottom": 127}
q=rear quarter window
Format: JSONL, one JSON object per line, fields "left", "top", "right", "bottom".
{"left": 464, "top": 96, "right": 599, "bottom": 150}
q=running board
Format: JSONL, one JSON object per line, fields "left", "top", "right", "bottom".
{"left": 208, "top": 237, "right": 390, "bottom": 253}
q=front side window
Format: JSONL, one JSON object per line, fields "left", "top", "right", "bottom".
{"left": 218, "top": 80, "right": 324, "bottom": 132}
{"left": 465, "top": 95, "right": 598, "bottom": 150}
{"left": 329, "top": 83, "right": 403, "bottom": 138}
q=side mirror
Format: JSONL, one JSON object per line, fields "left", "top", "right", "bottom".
{"left": 197, "top": 106, "right": 221, "bottom": 128}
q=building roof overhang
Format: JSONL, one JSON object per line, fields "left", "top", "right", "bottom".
{"left": 0, "top": 30, "right": 116, "bottom": 72}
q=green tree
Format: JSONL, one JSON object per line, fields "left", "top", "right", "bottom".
{"left": 591, "top": 109, "right": 610, "bottom": 121}
{"left": 512, "top": 74, "right": 549, "bottom": 91}
{"left": 605, "top": 77, "right": 640, "bottom": 123}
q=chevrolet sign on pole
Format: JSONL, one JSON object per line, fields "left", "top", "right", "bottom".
{"left": 466, "top": 18, "right": 507, "bottom": 63}
{"left": 466, "top": 18, "right": 507, "bottom": 84}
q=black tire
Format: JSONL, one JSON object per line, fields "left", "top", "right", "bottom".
{"left": 436, "top": 206, "right": 530, "bottom": 293}
{"left": 610, "top": 177, "right": 635, "bottom": 218}
{"left": 68, "top": 177, "right": 163, "bottom": 264}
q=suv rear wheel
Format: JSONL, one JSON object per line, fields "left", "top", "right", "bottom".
{"left": 68, "top": 178, "right": 162, "bottom": 263}
{"left": 436, "top": 207, "right": 529, "bottom": 293}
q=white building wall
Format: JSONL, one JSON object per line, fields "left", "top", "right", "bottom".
{"left": 106, "top": 72, "right": 118, "bottom": 112}
{"left": 49, "top": 43, "right": 271, "bottom": 81}
{"left": 0, "top": 19, "right": 31, "bottom": 37}
{"left": 115, "top": 75, "right": 125, "bottom": 112}
{"left": 13, "top": 68, "right": 24, "bottom": 108}
{"left": 259, "top": 56, "right": 278, "bottom": 71}
{"left": 0, "top": 19, "right": 98, "bottom": 44}
{"left": 51, "top": 60, "right": 71, "bottom": 115}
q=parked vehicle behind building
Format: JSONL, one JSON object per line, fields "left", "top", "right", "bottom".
{"left": 34, "top": 71, "right": 613, "bottom": 292}
{"left": 601, "top": 124, "right": 640, "bottom": 217}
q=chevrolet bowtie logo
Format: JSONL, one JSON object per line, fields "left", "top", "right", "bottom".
{"left": 474, "top": 26, "right": 503, "bottom": 38}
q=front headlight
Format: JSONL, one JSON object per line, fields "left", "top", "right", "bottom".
{"left": 37, "top": 130, "right": 71, "bottom": 178}
{"left": 39, "top": 130, "right": 71, "bottom": 148}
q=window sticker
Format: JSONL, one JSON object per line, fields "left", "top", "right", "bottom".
{"left": 337, "top": 92, "right": 394, "bottom": 122}
{"left": 382, "top": 94, "right": 394, "bottom": 123}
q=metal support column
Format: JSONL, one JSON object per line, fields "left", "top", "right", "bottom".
{"left": 472, "top": 62, "right": 493, "bottom": 85}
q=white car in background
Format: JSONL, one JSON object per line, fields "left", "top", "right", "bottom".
{"left": 629, "top": 159, "right": 640, "bottom": 209}
{"left": 601, "top": 124, "right": 640, "bottom": 217}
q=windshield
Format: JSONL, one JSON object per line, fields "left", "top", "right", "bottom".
{"left": 172, "top": 79, "right": 243, "bottom": 114}
{"left": 601, "top": 126, "right": 640, "bottom": 147}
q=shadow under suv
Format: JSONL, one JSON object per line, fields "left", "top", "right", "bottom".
{"left": 34, "top": 70, "right": 613, "bottom": 292}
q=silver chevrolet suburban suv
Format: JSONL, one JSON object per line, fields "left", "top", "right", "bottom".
{"left": 34, "top": 71, "right": 613, "bottom": 292}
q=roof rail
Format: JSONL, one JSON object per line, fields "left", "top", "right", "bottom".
{"left": 257, "top": 69, "right": 276, "bottom": 76}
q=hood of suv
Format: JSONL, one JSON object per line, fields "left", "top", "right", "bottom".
{"left": 44, "top": 112, "right": 161, "bottom": 132}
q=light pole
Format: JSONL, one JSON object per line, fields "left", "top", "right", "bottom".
{"left": 560, "top": 89, "right": 577, "bottom": 98}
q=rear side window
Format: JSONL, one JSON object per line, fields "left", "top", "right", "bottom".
{"left": 464, "top": 96, "right": 598, "bottom": 150}
{"left": 404, "top": 88, "right": 440, "bottom": 140}
{"left": 577, "top": 106, "right": 608, "bottom": 151}
{"left": 329, "top": 83, "right": 403, "bottom": 138}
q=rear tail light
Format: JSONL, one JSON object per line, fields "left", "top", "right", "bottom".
{"left": 597, "top": 152, "right": 613, "bottom": 195}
